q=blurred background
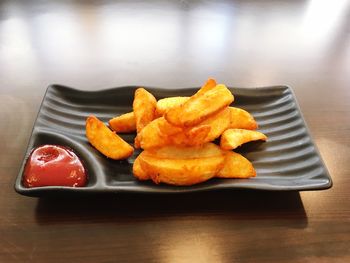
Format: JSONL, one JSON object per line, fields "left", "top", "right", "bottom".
{"left": 1, "top": 0, "right": 349, "bottom": 89}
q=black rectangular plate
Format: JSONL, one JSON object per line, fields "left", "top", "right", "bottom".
{"left": 15, "top": 85, "right": 332, "bottom": 196}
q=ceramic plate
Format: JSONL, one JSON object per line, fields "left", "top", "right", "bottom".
{"left": 15, "top": 85, "right": 332, "bottom": 196}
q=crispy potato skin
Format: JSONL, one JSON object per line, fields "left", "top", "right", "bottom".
{"left": 134, "top": 144, "right": 256, "bottom": 184}
{"left": 200, "top": 108, "right": 231, "bottom": 142}
{"left": 133, "top": 155, "right": 150, "bottom": 180}
{"left": 138, "top": 144, "right": 225, "bottom": 186}
{"left": 136, "top": 117, "right": 212, "bottom": 150}
{"left": 197, "top": 78, "right": 217, "bottom": 95}
{"left": 137, "top": 108, "right": 231, "bottom": 150}
{"left": 165, "top": 81, "right": 234, "bottom": 127}
{"left": 180, "top": 125, "right": 211, "bottom": 145}
{"left": 217, "top": 151, "right": 256, "bottom": 178}
{"left": 109, "top": 112, "right": 136, "bottom": 133}
{"left": 220, "top": 128, "right": 267, "bottom": 150}
{"left": 136, "top": 117, "right": 178, "bottom": 150}
{"left": 229, "top": 107, "right": 258, "bottom": 130}
{"left": 156, "top": 97, "right": 189, "bottom": 117}
{"left": 146, "top": 143, "right": 223, "bottom": 158}
{"left": 86, "top": 115, "right": 134, "bottom": 159}
{"left": 133, "top": 88, "right": 157, "bottom": 133}
{"left": 140, "top": 155, "right": 224, "bottom": 186}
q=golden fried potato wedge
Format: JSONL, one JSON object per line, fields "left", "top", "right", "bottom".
{"left": 165, "top": 82, "right": 234, "bottom": 127}
{"left": 229, "top": 107, "right": 258, "bottom": 130}
{"left": 134, "top": 136, "right": 141, "bottom": 149}
{"left": 133, "top": 155, "right": 150, "bottom": 181}
{"left": 136, "top": 117, "right": 211, "bottom": 150}
{"left": 197, "top": 78, "right": 217, "bottom": 95}
{"left": 217, "top": 151, "right": 256, "bottom": 178}
{"left": 109, "top": 112, "right": 136, "bottom": 133}
{"left": 136, "top": 117, "right": 180, "bottom": 149}
{"left": 138, "top": 143, "right": 225, "bottom": 185}
{"left": 220, "top": 129, "right": 267, "bottom": 150}
{"left": 199, "top": 107, "right": 231, "bottom": 142}
{"left": 180, "top": 125, "right": 211, "bottom": 145}
{"left": 146, "top": 142, "right": 223, "bottom": 158}
{"left": 86, "top": 115, "right": 134, "bottom": 159}
{"left": 155, "top": 96, "right": 189, "bottom": 117}
{"left": 137, "top": 107, "right": 233, "bottom": 150}
{"left": 165, "top": 124, "right": 212, "bottom": 147}
{"left": 161, "top": 108, "right": 230, "bottom": 147}
{"left": 139, "top": 155, "right": 224, "bottom": 185}
{"left": 133, "top": 88, "right": 157, "bottom": 133}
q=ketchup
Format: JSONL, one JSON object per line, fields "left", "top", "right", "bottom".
{"left": 23, "top": 145, "right": 87, "bottom": 187}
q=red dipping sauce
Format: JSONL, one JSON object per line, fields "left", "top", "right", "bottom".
{"left": 23, "top": 145, "right": 87, "bottom": 188}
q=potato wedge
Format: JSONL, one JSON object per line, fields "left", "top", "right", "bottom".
{"left": 146, "top": 142, "right": 223, "bottom": 158}
{"left": 139, "top": 154, "right": 224, "bottom": 185}
{"left": 197, "top": 78, "right": 217, "bottom": 95}
{"left": 159, "top": 108, "right": 230, "bottom": 146}
{"left": 133, "top": 155, "right": 150, "bottom": 180}
{"left": 165, "top": 82, "right": 234, "bottom": 127}
{"left": 109, "top": 112, "right": 136, "bottom": 133}
{"left": 138, "top": 143, "right": 225, "bottom": 185}
{"left": 154, "top": 79, "right": 215, "bottom": 118}
{"left": 163, "top": 124, "right": 212, "bottom": 148}
{"left": 179, "top": 125, "right": 211, "bottom": 145}
{"left": 217, "top": 151, "right": 256, "bottom": 178}
{"left": 229, "top": 107, "right": 258, "bottom": 130}
{"left": 136, "top": 117, "right": 180, "bottom": 149}
{"left": 86, "top": 115, "right": 134, "bottom": 159}
{"left": 199, "top": 107, "right": 231, "bottom": 142}
{"left": 156, "top": 96, "right": 189, "bottom": 117}
{"left": 133, "top": 88, "right": 157, "bottom": 133}
{"left": 220, "top": 129, "right": 267, "bottom": 150}
{"left": 136, "top": 117, "right": 211, "bottom": 150}
{"left": 138, "top": 106, "right": 234, "bottom": 150}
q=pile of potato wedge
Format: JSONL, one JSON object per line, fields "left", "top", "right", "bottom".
{"left": 86, "top": 78, "right": 267, "bottom": 186}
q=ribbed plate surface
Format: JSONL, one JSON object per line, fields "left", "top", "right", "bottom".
{"left": 15, "top": 85, "right": 332, "bottom": 196}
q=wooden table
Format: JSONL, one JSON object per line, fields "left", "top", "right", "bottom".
{"left": 1, "top": 1, "right": 349, "bottom": 262}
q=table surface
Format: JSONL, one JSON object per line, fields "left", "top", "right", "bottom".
{"left": 1, "top": 0, "right": 349, "bottom": 262}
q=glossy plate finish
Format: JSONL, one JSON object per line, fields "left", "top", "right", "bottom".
{"left": 15, "top": 85, "right": 332, "bottom": 196}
